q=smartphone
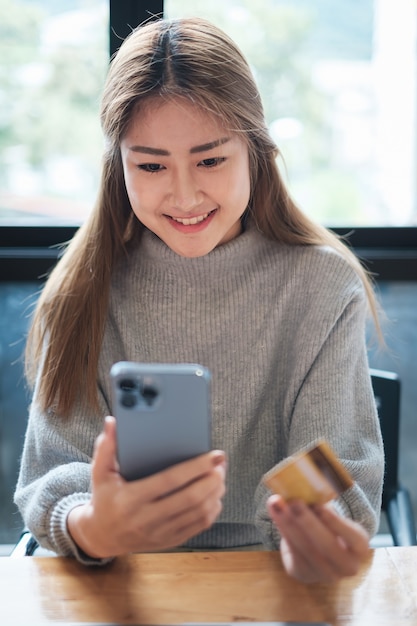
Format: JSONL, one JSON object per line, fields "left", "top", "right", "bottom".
{"left": 110, "top": 361, "right": 212, "bottom": 481}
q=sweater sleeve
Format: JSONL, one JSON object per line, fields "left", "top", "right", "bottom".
{"left": 13, "top": 390, "right": 113, "bottom": 565}
{"left": 253, "top": 286, "right": 385, "bottom": 549}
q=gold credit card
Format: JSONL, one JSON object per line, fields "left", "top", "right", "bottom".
{"left": 263, "top": 439, "right": 354, "bottom": 505}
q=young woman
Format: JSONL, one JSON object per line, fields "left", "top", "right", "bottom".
{"left": 15, "top": 17, "right": 384, "bottom": 584}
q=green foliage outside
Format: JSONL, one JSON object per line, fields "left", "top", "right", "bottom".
{"left": 0, "top": 0, "right": 108, "bottom": 210}
{"left": 166, "top": 0, "right": 374, "bottom": 224}
{"left": 1, "top": 0, "right": 376, "bottom": 224}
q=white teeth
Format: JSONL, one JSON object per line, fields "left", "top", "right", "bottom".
{"left": 171, "top": 212, "right": 210, "bottom": 225}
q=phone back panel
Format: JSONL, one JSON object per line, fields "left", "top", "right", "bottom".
{"left": 110, "top": 361, "right": 212, "bottom": 481}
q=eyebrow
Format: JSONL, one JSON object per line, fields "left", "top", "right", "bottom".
{"left": 128, "top": 136, "right": 231, "bottom": 156}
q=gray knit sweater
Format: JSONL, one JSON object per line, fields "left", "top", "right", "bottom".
{"left": 14, "top": 224, "right": 384, "bottom": 563}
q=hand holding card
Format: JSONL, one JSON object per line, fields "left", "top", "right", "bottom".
{"left": 263, "top": 439, "right": 354, "bottom": 505}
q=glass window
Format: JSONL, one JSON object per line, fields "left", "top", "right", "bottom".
{"left": 0, "top": 0, "right": 109, "bottom": 225}
{"left": 165, "top": 0, "right": 417, "bottom": 226}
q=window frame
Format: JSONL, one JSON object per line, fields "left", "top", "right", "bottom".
{"left": 1, "top": 224, "right": 416, "bottom": 282}
{"left": 0, "top": 0, "right": 416, "bottom": 283}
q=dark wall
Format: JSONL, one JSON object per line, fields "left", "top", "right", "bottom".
{"left": 0, "top": 283, "right": 38, "bottom": 543}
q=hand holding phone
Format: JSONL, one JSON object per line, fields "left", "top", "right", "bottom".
{"left": 68, "top": 414, "right": 225, "bottom": 558}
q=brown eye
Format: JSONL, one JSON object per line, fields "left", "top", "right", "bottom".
{"left": 139, "top": 163, "right": 164, "bottom": 173}
{"left": 199, "top": 157, "right": 225, "bottom": 167}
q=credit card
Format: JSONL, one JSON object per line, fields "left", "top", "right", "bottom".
{"left": 263, "top": 439, "right": 354, "bottom": 505}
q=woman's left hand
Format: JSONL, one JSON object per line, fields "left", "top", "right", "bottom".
{"left": 267, "top": 494, "right": 370, "bottom": 584}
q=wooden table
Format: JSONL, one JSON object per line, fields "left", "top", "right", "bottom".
{"left": 1, "top": 548, "right": 417, "bottom": 625}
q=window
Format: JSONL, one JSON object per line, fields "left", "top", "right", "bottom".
{"left": 1, "top": 1, "right": 415, "bottom": 281}
{"left": 0, "top": 0, "right": 109, "bottom": 226}
{"left": 166, "top": 0, "right": 417, "bottom": 227}
{"left": 2, "top": 1, "right": 416, "bottom": 228}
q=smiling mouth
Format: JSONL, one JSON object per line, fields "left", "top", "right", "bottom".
{"left": 169, "top": 210, "right": 215, "bottom": 226}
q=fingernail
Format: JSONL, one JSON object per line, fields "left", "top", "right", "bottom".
{"left": 104, "top": 415, "right": 114, "bottom": 429}
{"left": 270, "top": 496, "right": 285, "bottom": 514}
{"left": 273, "top": 500, "right": 283, "bottom": 514}
{"left": 211, "top": 450, "right": 226, "bottom": 465}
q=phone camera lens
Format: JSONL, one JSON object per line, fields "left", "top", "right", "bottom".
{"left": 119, "top": 378, "right": 139, "bottom": 408}
{"left": 119, "top": 378, "right": 135, "bottom": 391}
{"left": 141, "top": 385, "right": 158, "bottom": 406}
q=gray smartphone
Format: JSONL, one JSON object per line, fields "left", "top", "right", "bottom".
{"left": 110, "top": 361, "right": 212, "bottom": 481}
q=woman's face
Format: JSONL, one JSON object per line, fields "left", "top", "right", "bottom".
{"left": 120, "top": 97, "right": 251, "bottom": 258}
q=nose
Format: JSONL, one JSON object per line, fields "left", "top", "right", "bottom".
{"left": 170, "top": 167, "right": 203, "bottom": 213}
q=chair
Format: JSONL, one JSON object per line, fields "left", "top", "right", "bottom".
{"left": 10, "top": 368, "right": 416, "bottom": 555}
{"left": 10, "top": 529, "right": 39, "bottom": 557}
{"left": 370, "top": 368, "right": 416, "bottom": 546}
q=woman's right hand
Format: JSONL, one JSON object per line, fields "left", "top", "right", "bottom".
{"left": 67, "top": 416, "right": 226, "bottom": 558}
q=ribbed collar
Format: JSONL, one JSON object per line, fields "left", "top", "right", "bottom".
{"left": 136, "top": 221, "right": 273, "bottom": 275}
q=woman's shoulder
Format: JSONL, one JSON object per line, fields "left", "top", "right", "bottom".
{"left": 263, "top": 234, "right": 360, "bottom": 274}
{"left": 261, "top": 237, "right": 365, "bottom": 300}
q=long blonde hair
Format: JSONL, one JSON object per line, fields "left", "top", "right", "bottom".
{"left": 26, "top": 17, "right": 380, "bottom": 416}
